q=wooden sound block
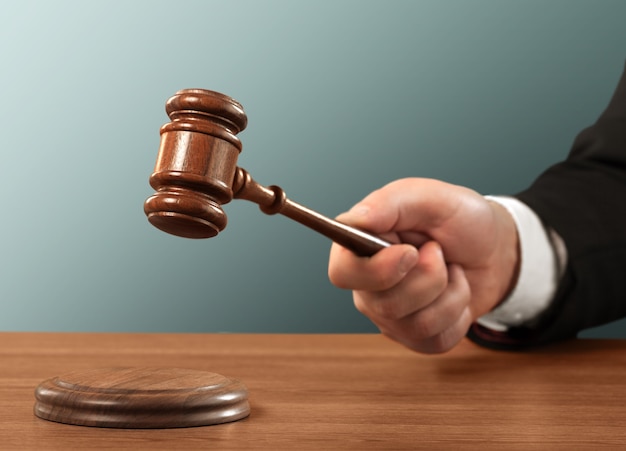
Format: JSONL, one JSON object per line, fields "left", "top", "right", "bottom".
{"left": 34, "top": 367, "right": 250, "bottom": 428}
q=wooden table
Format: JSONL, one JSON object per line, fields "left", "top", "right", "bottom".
{"left": 1, "top": 332, "right": 625, "bottom": 450}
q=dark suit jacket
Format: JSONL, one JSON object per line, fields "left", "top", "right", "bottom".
{"left": 469, "top": 61, "right": 626, "bottom": 349}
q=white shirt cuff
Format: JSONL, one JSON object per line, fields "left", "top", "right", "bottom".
{"left": 476, "top": 196, "right": 567, "bottom": 332}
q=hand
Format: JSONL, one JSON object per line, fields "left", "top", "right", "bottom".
{"left": 328, "top": 178, "right": 520, "bottom": 354}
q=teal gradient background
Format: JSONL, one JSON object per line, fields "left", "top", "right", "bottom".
{"left": 1, "top": 1, "right": 624, "bottom": 338}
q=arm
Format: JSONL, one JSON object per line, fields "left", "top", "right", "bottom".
{"left": 328, "top": 61, "right": 626, "bottom": 353}
{"left": 471, "top": 61, "right": 626, "bottom": 348}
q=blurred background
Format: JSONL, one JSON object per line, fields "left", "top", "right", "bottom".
{"left": 1, "top": 0, "right": 624, "bottom": 338}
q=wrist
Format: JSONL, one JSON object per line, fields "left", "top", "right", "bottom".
{"left": 479, "top": 196, "right": 564, "bottom": 329}
{"left": 488, "top": 200, "right": 521, "bottom": 307}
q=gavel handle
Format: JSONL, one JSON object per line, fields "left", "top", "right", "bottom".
{"left": 232, "top": 168, "right": 391, "bottom": 257}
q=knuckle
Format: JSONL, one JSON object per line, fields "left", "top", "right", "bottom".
{"left": 370, "top": 296, "right": 410, "bottom": 321}
{"left": 374, "top": 303, "right": 405, "bottom": 321}
{"left": 427, "top": 334, "right": 459, "bottom": 354}
{"left": 430, "top": 268, "right": 449, "bottom": 295}
{"left": 354, "top": 293, "right": 408, "bottom": 321}
{"left": 328, "top": 269, "right": 350, "bottom": 289}
{"left": 353, "top": 296, "right": 370, "bottom": 316}
{"left": 412, "top": 310, "right": 438, "bottom": 340}
{"left": 367, "top": 270, "right": 401, "bottom": 291}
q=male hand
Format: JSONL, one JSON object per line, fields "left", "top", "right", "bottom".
{"left": 328, "top": 178, "right": 519, "bottom": 354}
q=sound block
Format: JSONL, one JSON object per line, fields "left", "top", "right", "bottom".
{"left": 34, "top": 367, "right": 250, "bottom": 428}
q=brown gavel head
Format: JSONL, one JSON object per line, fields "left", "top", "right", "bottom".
{"left": 144, "top": 89, "right": 248, "bottom": 239}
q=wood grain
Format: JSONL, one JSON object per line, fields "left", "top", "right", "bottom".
{"left": 34, "top": 367, "right": 249, "bottom": 428}
{"left": 1, "top": 332, "right": 626, "bottom": 450}
{"left": 144, "top": 89, "right": 390, "bottom": 255}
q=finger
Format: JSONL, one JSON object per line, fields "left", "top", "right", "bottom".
{"left": 378, "top": 263, "right": 470, "bottom": 339}
{"left": 380, "top": 308, "right": 473, "bottom": 355}
{"left": 374, "top": 264, "right": 473, "bottom": 354}
{"left": 353, "top": 241, "right": 447, "bottom": 320}
{"left": 328, "top": 242, "right": 418, "bottom": 291}
{"left": 335, "top": 178, "right": 479, "bottom": 235}
{"left": 410, "top": 306, "right": 474, "bottom": 354}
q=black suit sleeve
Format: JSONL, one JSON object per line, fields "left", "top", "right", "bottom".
{"left": 469, "top": 61, "right": 626, "bottom": 349}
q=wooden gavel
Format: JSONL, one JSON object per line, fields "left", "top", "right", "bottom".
{"left": 144, "top": 89, "right": 391, "bottom": 256}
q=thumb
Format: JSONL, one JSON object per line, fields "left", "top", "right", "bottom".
{"left": 338, "top": 178, "right": 479, "bottom": 235}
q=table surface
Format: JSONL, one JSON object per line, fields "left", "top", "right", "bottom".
{"left": 2, "top": 332, "right": 625, "bottom": 450}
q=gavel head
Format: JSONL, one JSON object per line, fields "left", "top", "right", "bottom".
{"left": 144, "top": 89, "right": 248, "bottom": 239}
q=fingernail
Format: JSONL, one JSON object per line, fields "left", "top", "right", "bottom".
{"left": 431, "top": 241, "right": 444, "bottom": 259}
{"left": 398, "top": 247, "right": 418, "bottom": 275}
